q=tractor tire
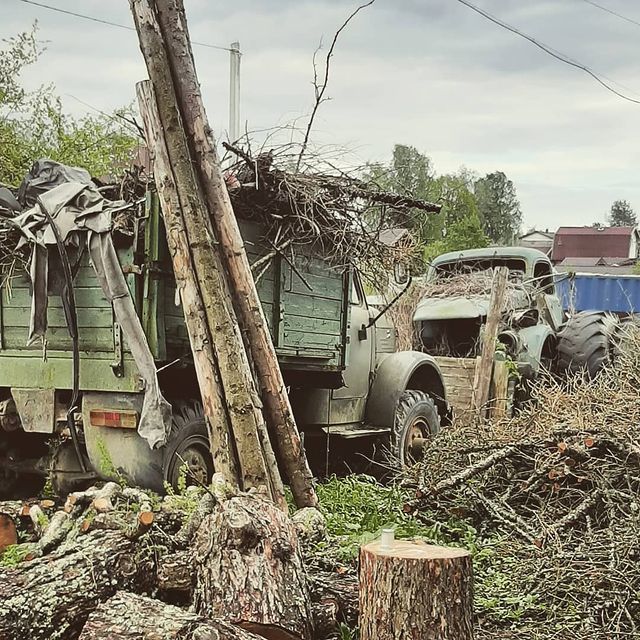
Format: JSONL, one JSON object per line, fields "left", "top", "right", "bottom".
{"left": 390, "top": 390, "right": 440, "bottom": 468}
{"left": 162, "top": 402, "right": 214, "bottom": 490}
{"left": 557, "top": 311, "right": 619, "bottom": 378}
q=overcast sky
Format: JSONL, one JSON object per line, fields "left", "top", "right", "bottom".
{"left": 4, "top": 0, "right": 640, "bottom": 231}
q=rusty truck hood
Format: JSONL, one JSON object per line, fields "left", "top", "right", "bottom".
{"left": 413, "top": 290, "right": 529, "bottom": 321}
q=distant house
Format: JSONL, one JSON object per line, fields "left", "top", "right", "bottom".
{"left": 519, "top": 229, "right": 555, "bottom": 256}
{"left": 378, "top": 227, "right": 415, "bottom": 250}
{"left": 551, "top": 226, "right": 640, "bottom": 274}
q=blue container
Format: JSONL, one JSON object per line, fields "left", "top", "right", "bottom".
{"left": 556, "top": 273, "right": 640, "bottom": 313}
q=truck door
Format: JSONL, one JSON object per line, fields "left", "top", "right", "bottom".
{"left": 534, "top": 260, "right": 565, "bottom": 330}
{"left": 329, "top": 273, "right": 374, "bottom": 424}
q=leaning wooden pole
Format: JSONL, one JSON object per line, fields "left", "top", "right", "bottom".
{"left": 132, "top": 3, "right": 286, "bottom": 508}
{"left": 153, "top": 0, "right": 317, "bottom": 509}
{"left": 136, "top": 81, "right": 237, "bottom": 485}
{"left": 472, "top": 266, "right": 508, "bottom": 418}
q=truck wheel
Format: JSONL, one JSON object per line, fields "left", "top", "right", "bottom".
{"left": 557, "top": 311, "right": 619, "bottom": 378}
{"left": 391, "top": 390, "right": 440, "bottom": 467}
{"left": 163, "top": 403, "right": 213, "bottom": 490}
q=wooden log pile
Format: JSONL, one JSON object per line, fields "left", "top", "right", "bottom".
{"left": 0, "top": 478, "right": 350, "bottom": 640}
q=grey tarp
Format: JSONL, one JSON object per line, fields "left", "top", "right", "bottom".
{"left": 10, "top": 167, "right": 171, "bottom": 449}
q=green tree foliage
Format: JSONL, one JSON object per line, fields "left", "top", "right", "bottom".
{"left": 423, "top": 213, "right": 489, "bottom": 264}
{"left": 474, "top": 171, "right": 522, "bottom": 244}
{"left": 608, "top": 199, "right": 636, "bottom": 227}
{"left": 0, "top": 25, "right": 139, "bottom": 187}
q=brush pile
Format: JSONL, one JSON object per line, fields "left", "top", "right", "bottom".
{"left": 406, "top": 326, "right": 640, "bottom": 639}
{"left": 223, "top": 142, "right": 440, "bottom": 284}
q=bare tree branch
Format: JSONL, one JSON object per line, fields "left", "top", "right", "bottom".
{"left": 295, "top": 0, "right": 375, "bottom": 172}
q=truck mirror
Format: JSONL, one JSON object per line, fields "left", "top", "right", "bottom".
{"left": 358, "top": 324, "right": 368, "bottom": 341}
{"left": 394, "top": 262, "right": 408, "bottom": 285}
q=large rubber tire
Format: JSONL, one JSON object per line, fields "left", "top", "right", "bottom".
{"left": 162, "top": 402, "right": 214, "bottom": 490}
{"left": 390, "top": 390, "right": 440, "bottom": 468}
{"left": 557, "top": 311, "right": 619, "bottom": 378}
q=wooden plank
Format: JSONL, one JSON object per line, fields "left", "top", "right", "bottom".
{"left": 2, "top": 327, "right": 115, "bottom": 352}
{"left": 3, "top": 307, "right": 113, "bottom": 329}
{"left": 0, "top": 352, "right": 139, "bottom": 392}
{"left": 3, "top": 288, "right": 110, "bottom": 309}
{"left": 282, "top": 314, "right": 341, "bottom": 336}
{"left": 283, "top": 269, "right": 344, "bottom": 301}
{"left": 472, "top": 268, "right": 508, "bottom": 416}
{"left": 280, "top": 293, "right": 342, "bottom": 320}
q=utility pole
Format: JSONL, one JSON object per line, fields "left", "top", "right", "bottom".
{"left": 229, "top": 41, "right": 241, "bottom": 143}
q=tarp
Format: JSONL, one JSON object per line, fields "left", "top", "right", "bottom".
{"left": 9, "top": 160, "right": 171, "bottom": 449}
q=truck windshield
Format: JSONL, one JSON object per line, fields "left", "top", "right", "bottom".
{"left": 432, "top": 258, "right": 526, "bottom": 282}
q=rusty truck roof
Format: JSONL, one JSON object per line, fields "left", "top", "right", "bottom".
{"left": 430, "top": 246, "right": 550, "bottom": 267}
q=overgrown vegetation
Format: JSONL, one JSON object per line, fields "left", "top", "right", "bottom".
{"left": 0, "top": 25, "right": 139, "bottom": 186}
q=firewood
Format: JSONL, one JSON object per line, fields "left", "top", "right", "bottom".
{"left": 28, "top": 504, "right": 46, "bottom": 537}
{"left": 0, "top": 529, "right": 156, "bottom": 640}
{"left": 0, "top": 513, "right": 17, "bottom": 552}
{"left": 156, "top": 549, "right": 193, "bottom": 595}
{"left": 78, "top": 591, "right": 264, "bottom": 640}
{"left": 359, "top": 538, "right": 474, "bottom": 640}
{"left": 193, "top": 494, "right": 313, "bottom": 640}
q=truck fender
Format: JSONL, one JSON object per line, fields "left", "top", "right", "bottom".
{"left": 365, "top": 351, "right": 447, "bottom": 428}
{"left": 517, "top": 325, "right": 556, "bottom": 373}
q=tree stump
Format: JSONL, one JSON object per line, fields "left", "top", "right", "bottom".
{"left": 359, "top": 539, "right": 474, "bottom": 640}
{"left": 193, "top": 494, "right": 313, "bottom": 640}
{"left": 78, "top": 591, "right": 264, "bottom": 640}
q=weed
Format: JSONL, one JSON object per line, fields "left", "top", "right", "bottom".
{"left": 0, "top": 544, "right": 30, "bottom": 567}
{"left": 95, "top": 437, "right": 128, "bottom": 487}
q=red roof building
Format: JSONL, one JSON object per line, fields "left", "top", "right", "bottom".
{"left": 551, "top": 226, "right": 639, "bottom": 264}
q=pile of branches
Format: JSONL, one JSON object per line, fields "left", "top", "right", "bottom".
{"left": 405, "top": 329, "right": 640, "bottom": 638}
{"left": 223, "top": 142, "right": 440, "bottom": 284}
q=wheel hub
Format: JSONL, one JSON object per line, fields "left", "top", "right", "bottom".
{"left": 179, "top": 444, "right": 210, "bottom": 486}
{"left": 404, "top": 418, "right": 429, "bottom": 464}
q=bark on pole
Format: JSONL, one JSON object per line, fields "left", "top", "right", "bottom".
{"left": 79, "top": 591, "right": 264, "bottom": 640}
{"left": 153, "top": 0, "right": 317, "bottom": 509}
{"left": 136, "top": 80, "right": 237, "bottom": 484}
{"left": 193, "top": 494, "right": 313, "bottom": 640}
{"left": 359, "top": 539, "right": 474, "bottom": 640}
{"left": 131, "top": 4, "right": 286, "bottom": 507}
{"left": 472, "top": 266, "right": 508, "bottom": 417}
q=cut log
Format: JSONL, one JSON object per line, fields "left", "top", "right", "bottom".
{"left": 359, "top": 539, "right": 474, "bottom": 640}
{"left": 193, "top": 494, "right": 313, "bottom": 640}
{"left": 153, "top": 0, "right": 317, "bottom": 510}
{"left": 0, "top": 529, "right": 155, "bottom": 640}
{"left": 308, "top": 568, "right": 359, "bottom": 637}
{"left": 156, "top": 548, "right": 193, "bottom": 596}
{"left": 78, "top": 591, "right": 264, "bottom": 640}
{"left": 0, "top": 513, "right": 17, "bottom": 552}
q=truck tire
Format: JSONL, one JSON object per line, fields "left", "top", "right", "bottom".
{"left": 557, "top": 311, "right": 619, "bottom": 378}
{"left": 163, "top": 402, "right": 213, "bottom": 490}
{"left": 390, "top": 390, "right": 440, "bottom": 467}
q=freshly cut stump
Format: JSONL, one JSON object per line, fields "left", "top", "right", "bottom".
{"left": 79, "top": 591, "right": 264, "bottom": 640}
{"left": 359, "top": 539, "right": 473, "bottom": 640}
{"left": 193, "top": 495, "right": 312, "bottom": 640}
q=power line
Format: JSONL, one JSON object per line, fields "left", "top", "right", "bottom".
{"left": 580, "top": 0, "right": 640, "bottom": 29}
{"left": 17, "top": 0, "right": 233, "bottom": 52}
{"left": 455, "top": 0, "right": 640, "bottom": 105}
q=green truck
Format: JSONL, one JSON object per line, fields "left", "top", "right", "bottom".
{"left": 0, "top": 194, "right": 448, "bottom": 496}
